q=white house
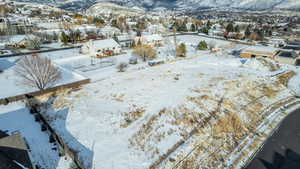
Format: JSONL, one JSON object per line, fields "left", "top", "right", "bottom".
{"left": 134, "top": 34, "right": 164, "bottom": 47}
{"left": 100, "top": 26, "right": 121, "bottom": 38}
{"left": 145, "top": 24, "right": 167, "bottom": 34}
{"left": 81, "top": 39, "right": 121, "bottom": 58}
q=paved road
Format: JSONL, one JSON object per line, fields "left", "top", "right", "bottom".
{"left": 246, "top": 108, "right": 300, "bottom": 169}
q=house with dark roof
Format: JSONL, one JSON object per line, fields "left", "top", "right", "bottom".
{"left": 275, "top": 50, "right": 300, "bottom": 66}
{"left": 0, "top": 132, "right": 34, "bottom": 169}
{"left": 283, "top": 41, "right": 300, "bottom": 51}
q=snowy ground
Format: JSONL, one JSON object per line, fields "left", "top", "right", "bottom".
{"left": 2, "top": 34, "right": 298, "bottom": 169}
{"left": 0, "top": 56, "right": 86, "bottom": 99}
{"left": 40, "top": 51, "right": 298, "bottom": 169}
{"left": 51, "top": 35, "right": 242, "bottom": 82}
{"left": 0, "top": 101, "right": 73, "bottom": 169}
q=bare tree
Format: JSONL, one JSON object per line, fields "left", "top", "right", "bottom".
{"left": 132, "top": 45, "right": 157, "bottom": 62}
{"left": 14, "top": 54, "right": 62, "bottom": 90}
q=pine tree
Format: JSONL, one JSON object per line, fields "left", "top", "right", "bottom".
{"left": 201, "top": 27, "right": 209, "bottom": 35}
{"left": 245, "top": 25, "right": 251, "bottom": 38}
{"left": 198, "top": 41, "right": 208, "bottom": 50}
{"left": 113, "top": 33, "right": 118, "bottom": 42}
{"left": 234, "top": 25, "right": 240, "bottom": 33}
{"left": 206, "top": 20, "right": 212, "bottom": 29}
{"left": 226, "top": 23, "right": 234, "bottom": 33}
{"left": 60, "top": 31, "right": 69, "bottom": 46}
{"left": 191, "top": 24, "right": 196, "bottom": 32}
{"left": 179, "top": 23, "right": 188, "bottom": 32}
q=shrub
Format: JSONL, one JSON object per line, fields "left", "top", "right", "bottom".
{"left": 198, "top": 41, "right": 208, "bottom": 50}
{"left": 116, "top": 62, "right": 128, "bottom": 72}
{"left": 176, "top": 43, "right": 187, "bottom": 57}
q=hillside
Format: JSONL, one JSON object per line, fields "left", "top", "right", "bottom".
{"left": 85, "top": 2, "right": 144, "bottom": 16}
{"left": 12, "top": 0, "right": 300, "bottom": 11}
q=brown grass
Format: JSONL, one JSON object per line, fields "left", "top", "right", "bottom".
{"left": 278, "top": 71, "right": 295, "bottom": 86}
{"left": 213, "top": 113, "right": 248, "bottom": 142}
{"left": 120, "top": 106, "right": 145, "bottom": 128}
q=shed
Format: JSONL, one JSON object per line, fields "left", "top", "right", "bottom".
{"left": 240, "top": 46, "right": 279, "bottom": 59}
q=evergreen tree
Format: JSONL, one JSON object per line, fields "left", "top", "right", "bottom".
{"left": 206, "top": 20, "right": 212, "bottom": 29}
{"left": 201, "top": 27, "right": 209, "bottom": 35}
{"left": 137, "top": 30, "right": 142, "bottom": 37}
{"left": 111, "top": 19, "right": 118, "bottom": 28}
{"left": 234, "top": 25, "right": 240, "bottom": 33}
{"left": 60, "top": 31, "right": 69, "bottom": 46}
{"left": 191, "top": 24, "right": 196, "bottom": 32}
{"left": 226, "top": 23, "right": 234, "bottom": 33}
{"left": 198, "top": 41, "right": 208, "bottom": 50}
{"left": 245, "top": 25, "right": 251, "bottom": 38}
{"left": 137, "top": 38, "right": 142, "bottom": 46}
{"left": 94, "top": 17, "right": 105, "bottom": 25}
{"left": 179, "top": 23, "right": 188, "bottom": 32}
{"left": 172, "top": 22, "right": 180, "bottom": 32}
{"left": 113, "top": 33, "right": 118, "bottom": 42}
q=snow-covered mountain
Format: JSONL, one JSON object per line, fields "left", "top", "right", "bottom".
{"left": 13, "top": 0, "right": 300, "bottom": 11}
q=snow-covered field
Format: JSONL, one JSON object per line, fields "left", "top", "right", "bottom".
{"left": 0, "top": 101, "right": 73, "bottom": 169}
{"left": 50, "top": 35, "right": 238, "bottom": 82}
{"left": 0, "top": 56, "right": 86, "bottom": 99}
{"left": 40, "top": 51, "right": 298, "bottom": 169}
{"left": 2, "top": 34, "right": 298, "bottom": 169}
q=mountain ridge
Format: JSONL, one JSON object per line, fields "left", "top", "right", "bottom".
{"left": 12, "top": 0, "right": 300, "bottom": 11}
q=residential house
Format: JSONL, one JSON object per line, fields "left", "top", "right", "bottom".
{"left": 270, "top": 38, "right": 286, "bottom": 48}
{"left": 81, "top": 39, "right": 121, "bottom": 58}
{"left": 275, "top": 50, "right": 300, "bottom": 66}
{"left": 0, "top": 132, "right": 34, "bottom": 169}
{"left": 134, "top": 34, "right": 164, "bottom": 47}
{"left": 117, "top": 32, "right": 136, "bottom": 47}
{"left": 283, "top": 41, "right": 300, "bottom": 51}
{"left": 240, "top": 46, "right": 279, "bottom": 59}
{"left": 145, "top": 24, "right": 167, "bottom": 35}
{"left": 227, "top": 32, "right": 245, "bottom": 40}
{"left": 100, "top": 26, "right": 121, "bottom": 38}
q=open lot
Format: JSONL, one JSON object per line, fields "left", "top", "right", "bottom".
{"left": 40, "top": 53, "right": 297, "bottom": 169}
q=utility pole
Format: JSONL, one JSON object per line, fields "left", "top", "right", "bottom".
{"left": 173, "top": 26, "right": 177, "bottom": 57}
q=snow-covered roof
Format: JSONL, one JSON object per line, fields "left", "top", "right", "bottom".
{"left": 92, "top": 39, "right": 120, "bottom": 49}
{"left": 4, "top": 34, "right": 36, "bottom": 44}
{"left": 143, "top": 34, "right": 163, "bottom": 41}
{"left": 242, "top": 46, "right": 279, "bottom": 53}
{"left": 100, "top": 26, "right": 120, "bottom": 32}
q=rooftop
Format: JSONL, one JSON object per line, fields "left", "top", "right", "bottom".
{"left": 0, "top": 133, "right": 33, "bottom": 169}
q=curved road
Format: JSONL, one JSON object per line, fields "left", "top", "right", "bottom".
{"left": 246, "top": 107, "right": 300, "bottom": 169}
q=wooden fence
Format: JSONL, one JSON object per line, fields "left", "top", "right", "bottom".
{"left": 0, "top": 79, "right": 90, "bottom": 105}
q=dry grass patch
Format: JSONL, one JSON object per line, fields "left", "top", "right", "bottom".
{"left": 129, "top": 109, "right": 169, "bottom": 153}
{"left": 120, "top": 105, "right": 145, "bottom": 128}
{"left": 111, "top": 93, "right": 125, "bottom": 102}
{"left": 278, "top": 71, "right": 295, "bottom": 86}
{"left": 213, "top": 113, "right": 248, "bottom": 142}
{"left": 262, "top": 85, "right": 277, "bottom": 98}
